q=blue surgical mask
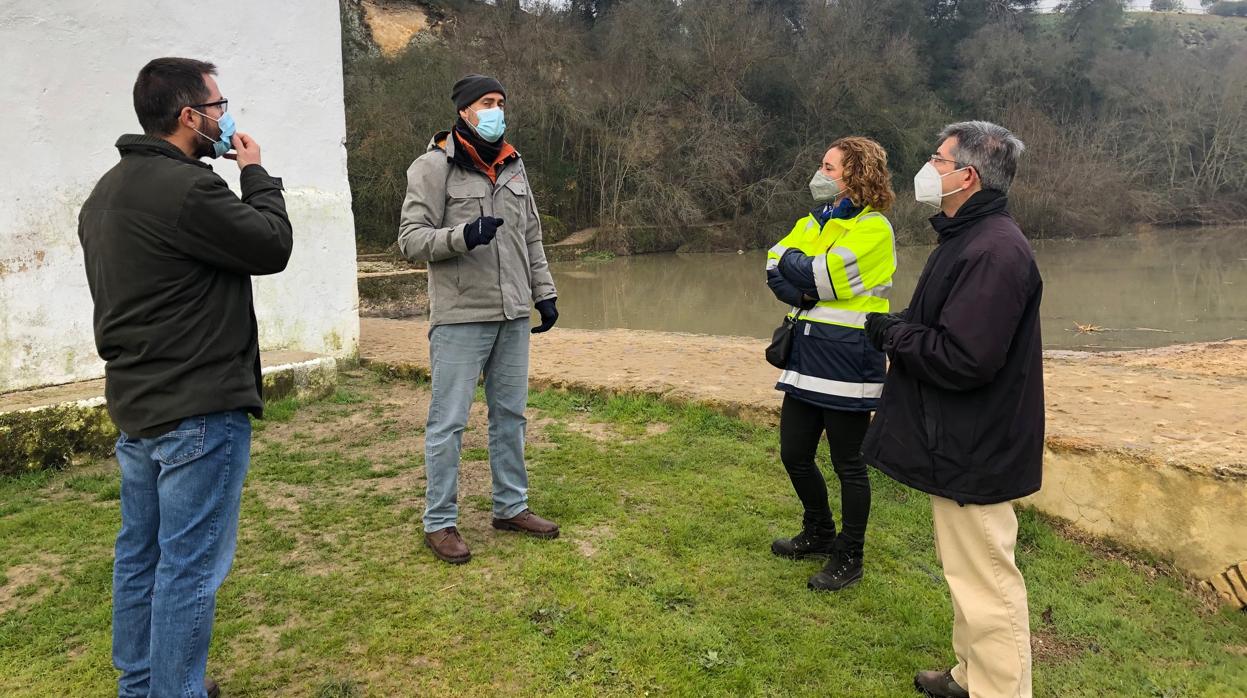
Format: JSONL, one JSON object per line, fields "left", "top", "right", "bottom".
{"left": 471, "top": 107, "right": 506, "bottom": 143}
{"left": 192, "top": 109, "right": 237, "bottom": 158}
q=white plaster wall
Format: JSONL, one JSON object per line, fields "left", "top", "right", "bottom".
{"left": 0, "top": 1, "right": 359, "bottom": 393}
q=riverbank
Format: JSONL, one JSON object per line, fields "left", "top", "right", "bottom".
{"left": 361, "top": 318, "right": 1247, "bottom": 604}
{"left": 360, "top": 319, "right": 1246, "bottom": 479}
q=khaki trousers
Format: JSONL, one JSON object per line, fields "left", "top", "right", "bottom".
{"left": 932, "top": 495, "right": 1033, "bottom": 698}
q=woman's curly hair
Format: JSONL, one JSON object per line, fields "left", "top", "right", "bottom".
{"left": 829, "top": 136, "right": 896, "bottom": 212}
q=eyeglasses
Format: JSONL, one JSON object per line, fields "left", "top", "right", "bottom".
{"left": 929, "top": 154, "right": 964, "bottom": 168}
{"left": 187, "top": 98, "right": 229, "bottom": 114}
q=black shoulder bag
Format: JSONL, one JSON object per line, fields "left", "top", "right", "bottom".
{"left": 765, "top": 309, "right": 801, "bottom": 369}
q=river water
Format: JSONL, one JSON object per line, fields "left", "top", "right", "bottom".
{"left": 549, "top": 227, "right": 1247, "bottom": 351}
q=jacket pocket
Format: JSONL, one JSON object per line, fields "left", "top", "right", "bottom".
{"left": 153, "top": 415, "right": 207, "bottom": 466}
{"left": 445, "top": 180, "right": 489, "bottom": 225}
{"left": 427, "top": 257, "right": 460, "bottom": 303}
{"left": 917, "top": 383, "right": 940, "bottom": 452}
{"left": 916, "top": 384, "right": 949, "bottom": 490}
{"left": 501, "top": 177, "right": 531, "bottom": 231}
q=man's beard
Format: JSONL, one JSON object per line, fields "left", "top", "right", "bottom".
{"left": 193, "top": 114, "right": 221, "bottom": 158}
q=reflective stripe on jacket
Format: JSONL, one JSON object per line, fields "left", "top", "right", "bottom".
{"left": 765, "top": 206, "right": 896, "bottom": 410}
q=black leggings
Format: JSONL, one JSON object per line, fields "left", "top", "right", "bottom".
{"left": 779, "top": 394, "right": 872, "bottom": 554}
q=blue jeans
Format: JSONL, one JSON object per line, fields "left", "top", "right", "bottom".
{"left": 424, "top": 319, "right": 531, "bottom": 532}
{"left": 112, "top": 410, "right": 251, "bottom": 698}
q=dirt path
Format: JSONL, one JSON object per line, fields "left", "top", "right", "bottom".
{"left": 360, "top": 319, "right": 1247, "bottom": 479}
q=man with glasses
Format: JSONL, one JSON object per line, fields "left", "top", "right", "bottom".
{"left": 78, "top": 57, "right": 292, "bottom": 698}
{"left": 862, "top": 121, "right": 1043, "bottom": 698}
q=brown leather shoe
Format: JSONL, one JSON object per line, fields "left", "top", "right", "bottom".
{"left": 492, "top": 509, "right": 560, "bottom": 539}
{"left": 914, "top": 669, "right": 969, "bottom": 698}
{"left": 425, "top": 527, "right": 471, "bottom": 564}
{"left": 206, "top": 676, "right": 220, "bottom": 698}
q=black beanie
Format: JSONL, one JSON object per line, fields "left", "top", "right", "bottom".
{"left": 451, "top": 74, "right": 506, "bottom": 111}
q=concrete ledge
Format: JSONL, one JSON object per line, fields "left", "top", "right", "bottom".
{"left": 260, "top": 352, "right": 339, "bottom": 404}
{"left": 0, "top": 401, "right": 116, "bottom": 475}
{"left": 357, "top": 269, "right": 426, "bottom": 302}
{"left": 1025, "top": 443, "right": 1247, "bottom": 585}
{"left": 357, "top": 263, "right": 427, "bottom": 320}
{"left": 0, "top": 352, "right": 338, "bottom": 476}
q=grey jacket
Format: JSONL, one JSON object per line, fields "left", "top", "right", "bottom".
{"left": 398, "top": 132, "right": 556, "bottom": 326}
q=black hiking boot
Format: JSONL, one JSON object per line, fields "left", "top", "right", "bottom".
{"left": 771, "top": 525, "right": 837, "bottom": 560}
{"left": 808, "top": 545, "right": 863, "bottom": 591}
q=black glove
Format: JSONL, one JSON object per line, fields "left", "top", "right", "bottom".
{"left": 464, "top": 216, "right": 503, "bottom": 250}
{"left": 864, "top": 312, "right": 904, "bottom": 352}
{"left": 531, "top": 298, "right": 558, "bottom": 334}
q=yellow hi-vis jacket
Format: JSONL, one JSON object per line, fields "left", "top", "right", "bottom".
{"left": 765, "top": 206, "right": 896, "bottom": 409}
{"left": 766, "top": 207, "right": 896, "bottom": 329}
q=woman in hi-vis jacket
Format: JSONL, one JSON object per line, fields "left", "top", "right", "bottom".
{"left": 764, "top": 136, "right": 897, "bottom": 591}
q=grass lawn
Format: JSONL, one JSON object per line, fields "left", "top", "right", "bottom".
{"left": 1, "top": 367, "right": 1244, "bottom": 697}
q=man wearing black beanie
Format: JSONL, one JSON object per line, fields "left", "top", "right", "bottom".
{"left": 398, "top": 74, "right": 561, "bottom": 565}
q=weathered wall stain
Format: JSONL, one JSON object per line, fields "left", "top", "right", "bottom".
{"left": 1, "top": 1, "right": 360, "bottom": 393}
